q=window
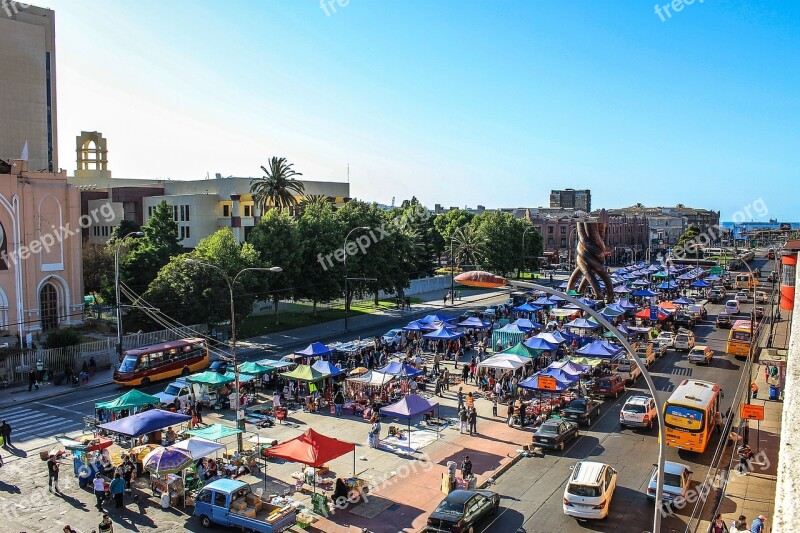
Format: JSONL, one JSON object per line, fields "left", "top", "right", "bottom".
{"left": 184, "top": 205, "right": 190, "bottom": 221}
{"left": 560, "top": 237, "right": 566, "bottom": 246}
{"left": 212, "top": 492, "right": 227, "bottom": 507}
{"left": 223, "top": 205, "right": 230, "bottom": 217}
{"left": 148, "top": 206, "right": 153, "bottom": 217}
{"left": 547, "top": 237, "right": 554, "bottom": 245}
{"left": 244, "top": 205, "right": 252, "bottom": 217}
{"left": 548, "top": 226, "right": 554, "bottom": 234}
{"left": 180, "top": 227, "right": 185, "bottom": 240}
{"left": 173, "top": 205, "right": 179, "bottom": 221}
{"left": 196, "top": 490, "right": 212, "bottom": 504}
{"left": 93, "top": 226, "right": 98, "bottom": 236}
{"left": 179, "top": 205, "right": 185, "bottom": 222}
{"left": 561, "top": 226, "right": 567, "bottom": 234}
{"left": 185, "top": 226, "right": 190, "bottom": 239}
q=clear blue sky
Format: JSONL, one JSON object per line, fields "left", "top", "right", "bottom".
{"left": 45, "top": 0, "right": 799, "bottom": 221}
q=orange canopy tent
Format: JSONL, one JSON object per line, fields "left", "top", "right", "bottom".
{"left": 265, "top": 429, "right": 356, "bottom": 491}
{"left": 658, "top": 301, "right": 678, "bottom": 311}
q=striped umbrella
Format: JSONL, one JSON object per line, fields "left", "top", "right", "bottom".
{"left": 143, "top": 446, "right": 194, "bottom": 474}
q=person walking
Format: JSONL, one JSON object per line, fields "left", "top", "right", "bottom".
{"left": 122, "top": 456, "right": 135, "bottom": 491}
{"left": 443, "top": 368, "right": 450, "bottom": 391}
{"left": 47, "top": 453, "right": 60, "bottom": 493}
{"left": 98, "top": 513, "right": 114, "bottom": 533}
{"left": 468, "top": 407, "right": 477, "bottom": 435}
{"left": 110, "top": 473, "right": 125, "bottom": 508}
{"left": 334, "top": 389, "right": 345, "bottom": 417}
{"left": 730, "top": 515, "right": 747, "bottom": 531}
{"left": 433, "top": 353, "right": 441, "bottom": 374}
{"left": 434, "top": 375, "right": 442, "bottom": 397}
{"left": 370, "top": 416, "right": 381, "bottom": 448}
{"left": 750, "top": 515, "right": 766, "bottom": 533}
{"left": 28, "top": 369, "right": 38, "bottom": 392}
{"left": 507, "top": 401, "right": 515, "bottom": 426}
{"left": 459, "top": 408, "right": 468, "bottom": 434}
{"left": 492, "top": 395, "right": 498, "bottom": 417}
{"left": 457, "top": 387, "right": 464, "bottom": 412}
{"left": 460, "top": 455, "right": 472, "bottom": 480}
{"left": 93, "top": 473, "right": 107, "bottom": 508}
{"left": 708, "top": 513, "right": 729, "bottom": 533}
{"left": 0, "top": 420, "right": 11, "bottom": 448}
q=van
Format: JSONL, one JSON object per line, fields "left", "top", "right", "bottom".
{"left": 154, "top": 378, "right": 194, "bottom": 407}
{"left": 674, "top": 330, "right": 695, "bottom": 352}
{"left": 725, "top": 300, "right": 740, "bottom": 314}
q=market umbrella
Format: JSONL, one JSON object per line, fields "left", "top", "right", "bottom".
{"left": 143, "top": 446, "right": 194, "bottom": 474}
{"left": 349, "top": 367, "right": 368, "bottom": 375}
{"left": 130, "top": 443, "right": 161, "bottom": 461}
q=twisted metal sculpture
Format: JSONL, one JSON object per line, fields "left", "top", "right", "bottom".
{"left": 567, "top": 221, "right": 615, "bottom": 304}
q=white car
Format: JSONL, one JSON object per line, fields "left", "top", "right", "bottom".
{"left": 647, "top": 461, "right": 692, "bottom": 503}
{"left": 381, "top": 328, "right": 403, "bottom": 349}
{"left": 563, "top": 461, "right": 618, "bottom": 520}
{"left": 620, "top": 395, "right": 658, "bottom": 430}
{"left": 725, "top": 300, "right": 740, "bottom": 314}
{"left": 656, "top": 332, "right": 675, "bottom": 348}
{"left": 154, "top": 378, "right": 194, "bottom": 407}
{"left": 687, "top": 345, "right": 713, "bottom": 365}
{"left": 755, "top": 291, "right": 768, "bottom": 303}
{"left": 735, "top": 292, "right": 749, "bottom": 303}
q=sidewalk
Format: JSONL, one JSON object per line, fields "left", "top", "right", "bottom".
{"left": 0, "top": 288, "right": 506, "bottom": 409}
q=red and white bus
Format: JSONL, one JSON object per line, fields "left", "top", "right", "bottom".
{"left": 113, "top": 338, "right": 210, "bottom": 386}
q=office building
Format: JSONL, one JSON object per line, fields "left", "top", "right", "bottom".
{"left": 550, "top": 189, "right": 591, "bottom": 212}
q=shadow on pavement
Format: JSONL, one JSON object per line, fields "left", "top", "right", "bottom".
{"left": 439, "top": 448, "right": 505, "bottom": 476}
{"left": 0, "top": 480, "right": 21, "bottom": 493}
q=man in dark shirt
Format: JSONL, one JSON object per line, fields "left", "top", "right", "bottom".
{"left": 47, "top": 454, "right": 60, "bottom": 492}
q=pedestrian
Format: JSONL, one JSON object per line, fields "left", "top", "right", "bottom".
{"left": 47, "top": 452, "right": 60, "bottom": 492}
{"left": 492, "top": 395, "right": 498, "bottom": 417}
{"left": 461, "top": 364, "right": 469, "bottom": 384}
{"left": 751, "top": 381, "right": 758, "bottom": 399}
{"left": 468, "top": 407, "right": 477, "bottom": 435}
{"left": 122, "top": 456, "right": 135, "bottom": 491}
{"left": 93, "top": 473, "right": 107, "bottom": 508}
{"left": 457, "top": 387, "right": 464, "bottom": 411}
{"left": 443, "top": 294, "right": 448, "bottom": 306}
{"left": 750, "top": 515, "right": 766, "bottom": 533}
{"left": 370, "top": 416, "right": 381, "bottom": 448}
{"left": 730, "top": 515, "right": 747, "bottom": 531}
{"left": 194, "top": 402, "right": 203, "bottom": 425}
{"left": 459, "top": 408, "right": 468, "bottom": 434}
{"left": 28, "top": 369, "right": 38, "bottom": 392}
{"left": 460, "top": 455, "right": 472, "bottom": 480}
{"left": 89, "top": 356, "right": 97, "bottom": 377}
{"left": 737, "top": 444, "right": 755, "bottom": 475}
{"left": 507, "top": 401, "right": 515, "bottom": 426}
{"left": 466, "top": 392, "right": 474, "bottom": 410}
{"left": 708, "top": 513, "right": 729, "bottom": 533}
{"left": 443, "top": 368, "right": 450, "bottom": 391}
{"left": 433, "top": 353, "right": 440, "bottom": 374}
{"left": 334, "top": 389, "right": 345, "bottom": 417}
{"left": 98, "top": 513, "right": 114, "bottom": 533}
{"left": 0, "top": 419, "right": 10, "bottom": 448}
{"left": 110, "top": 473, "right": 125, "bottom": 508}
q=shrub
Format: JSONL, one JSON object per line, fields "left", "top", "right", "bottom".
{"left": 43, "top": 328, "right": 82, "bottom": 349}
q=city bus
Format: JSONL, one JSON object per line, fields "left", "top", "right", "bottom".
{"left": 735, "top": 273, "right": 758, "bottom": 290}
{"left": 113, "top": 338, "right": 210, "bottom": 386}
{"left": 663, "top": 379, "right": 722, "bottom": 453}
{"left": 726, "top": 320, "right": 753, "bottom": 358}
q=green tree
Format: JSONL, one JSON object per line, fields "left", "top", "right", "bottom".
{"left": 520, "top": 221, "right": 544, "bottom": 275}
{"left": 44, "top": 328, "right": 82, "bottom": 349}
{"left": 677, "top": 225, "right": 702, "bottom": 257}
{"left": 473, "top": 212, "right": 533, "bottom": 276}
{"left": 393, "top": 198, "right": 439, "bottom": 277}
{"left": 451, "top": 224, "right": 486, "bottom": 270}
{"left": 108, "top": 219, "right": 142, "bottom": 244}
{"left": 434, "top": 209, "right": 475, "bottom": 244}
{"left": 250, "top": 157, "right": 306, "bottom": 214}
{"left": 82, "top": 243, "right": 114, "bottom": 302}
{"left": 247, "top": 210, "right": 302, "bottom": 324}
{"left": 295, "top": 201, "right": 345, "bottom": 316}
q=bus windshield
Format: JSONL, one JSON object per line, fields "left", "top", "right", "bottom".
{"left": 664, "top": 404, "right": 704, "bottom": 433}
{"left": 118, "top": 355, "right": 139, "bottom": 373}
{"left": 731, "top": 331, "right": 751, "bottom": 342}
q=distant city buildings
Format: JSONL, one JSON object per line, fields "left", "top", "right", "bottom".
{"left": 550, "top": 188, "right": 591, "bottom": 212}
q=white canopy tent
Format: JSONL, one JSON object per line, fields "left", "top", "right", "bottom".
{"left": 171, "top": 436, "right": 226, "bottom": 459}
{"left": 477, "top": 353, "right": 528, "bottom": 370}
{"left": 346, "top": 370, "right": 397, "bottom": 386}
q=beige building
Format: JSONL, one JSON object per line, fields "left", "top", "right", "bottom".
{"left": 0, "top": 5, "right": 59, "bottom": 172}
{"left": 0, "top": 159, "right": 85, "bottom": 341}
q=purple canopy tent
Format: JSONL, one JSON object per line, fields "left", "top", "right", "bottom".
{"left": 379, "top": 394, "right": 441, "bottom": 442}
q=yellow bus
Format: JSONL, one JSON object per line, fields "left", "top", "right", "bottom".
{"left": 663, "top": 379, "right": 721, "bottom": 453}
{"left": 113, "top": 337, "right": 210, "bottom": 386}
{"left": 726, "top": 320, "right": 753, "bottom": 358}
{"left": 735, "top": 273, "right": 758, "bottom": 290}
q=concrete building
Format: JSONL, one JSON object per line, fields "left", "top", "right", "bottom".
{"left": 550, "top": 189, "right": 591, "bottom": 212}
{"left": 0, "top": 5, "right": 58, "bottom": 172}
{"left": 68, "top": 133, "right": 350, "bottom": 247}
{"left": 0, "top": 159, "right": 85, "bottom": 341}
{"left": 611, "top": 205, "right": 720, "bottom": 242}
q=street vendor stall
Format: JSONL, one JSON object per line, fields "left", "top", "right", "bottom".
{"left": 143, "top": 446, "right": 193, "bottom": 508}
{"left": 187, "top": 371, "right": 235, "bottom": 409}
{"left": 94, "top": 389, "right": 161, "bottom": 424}
{"left": 280, "top": 365, "right": 329, "bottom": 412}
{"left": 99, "top": 409, "right": 192, "bottom": 447}
{"left": 54, "top": 434, "right": 117, "bottom": 488}
{"left": 379, "top": 394, "right": 440, "bottom": 445}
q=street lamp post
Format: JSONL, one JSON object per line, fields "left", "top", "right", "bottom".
{"left": 344, "top": 226, "right": 369, "bottom": 332}
{"left": 186, "top": 259, "right": 282, "bottom": 451}
{"left": 114, "top": 231, "right": 144, "bottom": 360}
{"left": 521, "top": 226, "right": 533, "bottom": 279}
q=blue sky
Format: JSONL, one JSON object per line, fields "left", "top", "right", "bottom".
{"left": 44, "top": 0, "right": 799, "bottom": 220}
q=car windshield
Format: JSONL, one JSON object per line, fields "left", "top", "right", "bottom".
{"left": 539, "top": 424, "right": 559, "bottom": 434}
{"left": 676, "top": 335, "right": 688, "bottom": 342}
{"left": 118, "top": 355, "right": 138, "bottom": 373}
{"left": 567, "top": 484, "right": 601, "bottom": 497}
{"left": 164, "top": 384, "right": 181, "bottom": 396}
{"left": 567, "top": 399, "right": 586, "bottom": 410}
{"left": 435, "top": 499, "right": 464, "bottom": 514}
{"left": 597, "top": 379, "right": 612, "bottom": 387}
{"left": 624, "top": 403, "right": 646, "bottom": 413}
{"left": 663, "top": 472, "right": 684, "bottom": 487}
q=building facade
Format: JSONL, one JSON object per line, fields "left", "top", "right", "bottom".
{"left": 0, "top": 159, "right": 84, "bottom": 341}
{"left": 550, "top": 189, "right": 591, "bottom": 212}
{"left": 0, "top": 5, "right": 58, "bottom": 172}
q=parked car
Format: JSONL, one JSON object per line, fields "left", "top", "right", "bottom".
{"left": 673, "top": 312, "right": 696, "bottom": 330}
{"left": 154, "top": 378, "right": 195, "bottom": 407}
{"left": 483, "top": 305, "right": 499, "bottom": 318}
{"left": 381, "top": 328, "right": 404, "bottom": 350}
{"left": 533, "top": 419, "right": 580, "bottom": 451}
{"left": 755, "top": 306, "right": 766, "bottom": 320}
{"left": 592, "top": 374, "right": 626, "bottom": 398}
{"left": 687, "top": 345, "right": 713, "bottom": 365}
{"left": 755, "top": 291, "right": 768, "bottom": 303}
{"left": 656, "top": 332, "right": 675, "bottom": 348}
{"left": 674, "top": 330, "right": 695, "bottom": 352}
{"left": 563, "top": 461, "right": 618, "bottom": 520}
{"left": 647, "top": 461, "right": 692, "bottom": 503}
{"left": 426, "top": 490, "right": 500, "bottom": 532}
{"left": 615, "top": 358, "right": 642, "bottom": 384}
{"left": 725, "top": 300, "right": 741, "bottom": 314}
{"left": 708, "top": 289, "right": 725, "bottom": 303}
{"left": 716, "top": 313, "right": 732, "bottom": 328}
{"left": 735, "top": 291, "right": 749, "bottom": 303}
{"left": 562, "top": 398, "right": 602, "bottom": 426}
{"left": 619, "top": 395, "right": 658, "bottom": 430}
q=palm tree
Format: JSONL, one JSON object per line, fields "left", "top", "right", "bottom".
{"left": 451, "top": 225, "right": 486, "bottom": 270}
{"left": 250, "top": 157, "right": 306, "bottom": 214}
{"left": 297, "top": 194, "right": 332, "bottom": 214}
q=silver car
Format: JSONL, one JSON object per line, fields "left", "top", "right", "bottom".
{"left": 647, "top": 461, "right": 692, "bottom": 502}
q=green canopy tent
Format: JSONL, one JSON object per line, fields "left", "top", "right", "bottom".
{"left": 280, "top": 364, "right": 328, "bottom": 383}
{"left": 566, "top": 289, "right": 582, "bottom": 296}
{"left": 186, "top": 422, "right": 242, "bottom": 441}
{"left": 564, "top": 356, "right": 604, "bottom": 368}
{"left": 186, "top": 371, "right": 235, "bottom": 386}
{"left": 500, "top": 341, "right": 539, "bottom": 359}
{"left": 238, "top": 362, "right": 275, "bottom": 376}
{"left": 96, "top": 389, "right": 161, "bottom": 412}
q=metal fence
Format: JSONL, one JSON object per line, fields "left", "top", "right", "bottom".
{"left": 0, "top": 324, "right": 206, "bottom": 385}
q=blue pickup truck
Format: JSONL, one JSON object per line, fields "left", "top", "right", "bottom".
{"left": 194, "top": 479, "right": 296, "bottom": 533}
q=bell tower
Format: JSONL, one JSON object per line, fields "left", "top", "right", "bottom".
{"left": 75, "top": 131, "right": 111, "bottom": 179}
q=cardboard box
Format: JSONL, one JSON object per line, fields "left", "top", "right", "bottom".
{"left": 246, "top": 493, "right": 261, "bottom": 505}
{"left": 254, "top": 501, "right": 262, "bottom": 512}
{"left": 243, "top": 506, "right": 257, "bottom": 518}
{"left": 231, "top": 499, "right": 247, "bottom": 511}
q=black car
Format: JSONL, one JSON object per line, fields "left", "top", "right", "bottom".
{"left": 533, "top": 419, "right": 579, "bottom": 451}
{"left": 426, "top": 490, "right": 500, "bottom": 532}
{"left": 716, "top": 313, "right": 732, "bottom": 329}
{"left": 561, "top": 398, "right": 602, "bottom": 426}
{"left": 673, "top": 312, "right": 696, "bottom": 329}
{"left": 209, "top": 360, "right": 229, "bottom": 374}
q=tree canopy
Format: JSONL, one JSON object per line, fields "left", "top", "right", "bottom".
{"left": 250, "top": 157, "right": 306, "bottom": 214}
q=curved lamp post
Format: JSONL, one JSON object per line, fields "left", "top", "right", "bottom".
{"left": 114, "top": 231, "right": 144, "bottom": 359}
{"left": 186, "top": 259, "right": 282, "bottom": 451}
{"left": 455, "top": 270, "right": 667, "bottom": 533}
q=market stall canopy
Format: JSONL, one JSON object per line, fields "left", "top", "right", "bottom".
{"left": 186, "top": 423, "right": 242, "bottom": 441}
{"left": 95, "top": 389, "right": 160, "bottom": 412}
{"left": 634, "top": 308, "right": 669, "bottom": 321}
{"left": 540, "top": 367, "right": 581, "bottom": 384}
{"left": 379, "top": 394, "right": 438, "bottom": 418}
{"left": 600, "top": 305, "right": 625, "bottom": 319}
{"left": 549, "top": 360, "right": 591, "bottom": 375}
{"left": 477, "top": 353, "right": 528, "bottom": 370}
{"left": 281, "top": 364, "right": 328, "bottom": 383}
{"left": 705, "top": 274, "right": 721, "bottom": 281}
{"left": 511, "top": 318, "right": 542, "bottom": 331}
{"left": 673, "top": 296, "right": 695, "bottom": 305}
{"left": 550, "top": 308, "right": 579, "bottom": 317}
{"left": 311, "top": 360, "right": 345, "bottom": 377}
{"left": 532, "top": 297, "right": 557, "bottom": 306}
{"left": 632, "top": 289, "right": 657, "bottom": 297}
{"left": 224, "top": 371, "right": 257, "bottom": 383}
{"left": 565, "top": 356, "right": 604, "bottom": 368}
{"left": 518, "top": 373, "right": 574, "bottom": 392}
{"left": 238, "top": 361, "right": 276, "bottom": 375}
{"left": 457, "top": 316, "right": 490, "bottom": 329}
{"left": 186, "top": 371, "right": 235, "bottom": 387}
{"left": 417, "top": 313, "right": 456, "bottom": 324}
{"left": 690, "top": 279, "right": 711, "bottom": 288}
{"left": 512, "top": 302, "right": 541, "bottom": 313}
{"left": 143, "top": 446, "right": 194, "bottom": 474}
{"left": 258, "top": 360, "right": 294, "bottom": 371}
{"left": 565, "top": 318, "right": 599, "bottom": 330}
{"left": 56, "top": 435, "right": 113, "bottom": 452}
{"left": 422, "top": 326, "right": 464, "bottom": 340}
{"left": 576, "top": 340, "right": 623, "bottom": 358}
{"left": 632, "top": 279, "right": 651, "bottom": 287}
{"left": 659, "top": 301, "right": 679, "bottom": 311}
{"left": 402, "top": 320, "right": 428, "bottom": 332}
{"left": 99, "top": 409, "right": 191, "bottom": 438}
{"left": 535, "top": 331, "right": 567, "bottom": 345}
{"left": 495, "top": 323, "right": 525, "bottom": 334}
{"left": 657, "top": 281, "right": 679, "bottom": 290}
{"left": 295, "top": 342, "right": 332, "bottom": 359}
{"left": 501, "top": 341, "right": 540, "bottom": 358}
{"left": 616, "top": 299, "right": 638, "bottom": 310}
{"left": 346, "top": 370, "right": 396, "bottom": 386}
{"left": 652, "top": 271, "right": 669, "bottom": 279}
{"left": 265, "top": 428, "right": 355, "bottom": 468}
{"left": 523, "top": 337, "right": 558, "bottom": 352}
{"left": 171, "top": 437, "right": 225, "bottom": 459}
{"left": 376, "top": 361, "right": 423, "bottom": 378}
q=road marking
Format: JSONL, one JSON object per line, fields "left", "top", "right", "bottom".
{"left": 12, "top": 419, "right": 81, "bottom": 439}
{"left": 63, "top": 392, "right": 118, "bottom": 408}
{"left": 33, "top": 402, "right": 81, "bottom": 413}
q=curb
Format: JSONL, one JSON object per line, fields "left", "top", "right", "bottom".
{"left": 478, "top": 451, "right": 524, "bottom": 489}
{"left": 0, "top": 291, "right": 505, "bottom": 411}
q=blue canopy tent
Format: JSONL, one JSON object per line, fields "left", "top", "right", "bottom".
{"left": 422, "top": 326, "right": 463, "bottom": 340}
{"left": 425, "top": 320, "right": 458, "bottom": 331}
{"left": 613, "top": 285, "right": 631, "bottom": 294}
{"left": 557, "top": 281, "right": 569, "bottom": 289}
{"left": 99, "top": 409, "right": 192, "bottom": 438}
{"left": 457, "top": 316, "right": 490, "bottom": 329}
{"left": 565, "top": 318, "right": 599, "bottom": 330}
{"left": 535, "top": 331, "right": 567, "bottom": 345}
{"left": 657, "top": 281, "right": 678, "bottom": 290}
{"left": 549, "top": 360, "right": 591, "bottom": 375}
{"left": 376, "top": 361, "right": 423, "bottom": 378}
{"left": 540, "top": 367, "right": 581, "bottom": 385}
{"left": 511, "top": 318, "right": 542, "bottom": 331}
{"left": 616, "top": 299, "right": 638, "bottom": 310}
{"left": 418, "top": 314, "right": 455, "bottom": 324}
{"left": 603, "top": 322, "right": 632, "bottom": 338}
{"left": 673, "top": 296, "right": 695, "bottom": 305}
{"left": 705, "top": 274, "right": 721, "bottom": 281}
{"left": 549, "top": 295, "right": 566, "bottom": 303}
{"left": 632, "top": 289, "right": 657, "bottom": 297}
{"left": 576, "top": 340, "right": 623, "bottom": 359}
{"left": 690, "top": 279, "right": 711, "bottom": 288}
{"left": 632, "top": 279, "right": 650, "bottom": 287}
{"left": 312, "top": 360, "right": 345, "bottom": 377}
{"left": 518, "top": 373, "right": 574, "bottom": 392}
{"left": 532, "top": 297, "right": 557, "bottom": 306}
{"left": 512, "top": 302, "right": 542, "bottom": 313}
{"left": 379, "top": 394, "right": 440, "bottom": 442}
{"left": 523, "top": 336, "right": 558, "bottom": 352}
{"left": 295, "top": 342, "right": 333, "bottom": 359}
{"left": 402, "top": 321, "right": 428, "bottom": 332}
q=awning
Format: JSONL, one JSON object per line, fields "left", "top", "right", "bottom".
{"left": 281, "top": 364, "right": 328, "bottom": 383}
{"left": 95, "top": 389, "right": 160, "bottom": 412}
{"left": 186, "top": 423, "right": 242, "bottom": 441}
{"left": 186, "top": 371, "right": 235, "bottom": 387}
{"left": 379, "top": 394, "right": 438, "bottom": 418}
{"left": 346, "top": 370, "right": 396, "bottom": 386}
{"left": 171, "top": 437, "right": 225, "bottom": 459}
{"left": 477, "top": 354, "right": 528, "bottom": 370}
{"left": 295, "top": 342, "right": 333, "bottom": 359}
{"left": 238, "top": 361, "right": 275, "bottom": 375}
{"left": 99, "top": 409, "right": 191, "bottom": 438}
{"left": 265, "top": 428, "right": 355, "bottom": 468}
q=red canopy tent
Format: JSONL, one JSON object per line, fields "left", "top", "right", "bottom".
{"left": 634, "top": 308, "right": 668, "bottom": 321}
{"left": 265, "top": 429, "right": 356, "bottom": 491}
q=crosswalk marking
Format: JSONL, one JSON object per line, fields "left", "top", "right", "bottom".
{"left": 0, "top": 407, "right": 83, "bottom": 442}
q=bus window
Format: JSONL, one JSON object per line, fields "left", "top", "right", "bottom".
{"left": 119, "top": 355, "right": 138, "bottom": 373}
{"left": 664, "top": 405, "right": 704, "bottom": 432}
